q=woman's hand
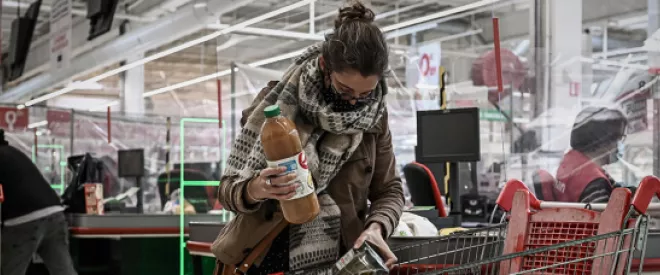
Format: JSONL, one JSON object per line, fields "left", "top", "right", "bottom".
{"left": 354, "top": 223, "right": 398, "bottom": 269}
{"left": 245, "top": 167, "right": 299, "bottom": 203}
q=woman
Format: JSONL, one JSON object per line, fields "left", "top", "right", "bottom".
{"left": 212, "top": 1, "right": 404, "bottom": 274}
{"left": 554, "top": 106, "right": 628, "bottom": 203}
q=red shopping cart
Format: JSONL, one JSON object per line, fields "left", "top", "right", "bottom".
{"left": 387, "top": 176, "right": 660, "bottom": 275}
{"left": 272, "top": 176, "right": 660, "bottom": 275}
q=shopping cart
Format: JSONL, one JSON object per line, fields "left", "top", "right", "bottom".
{"left": 388, "top": 175, "right": 660, "bottom": 275}
{"left": 271, "top": 178, "right": 525, "bottom": 275}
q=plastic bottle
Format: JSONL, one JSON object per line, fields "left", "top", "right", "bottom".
{"left": 261, "top": 105, "right": 320, "bottom": 224}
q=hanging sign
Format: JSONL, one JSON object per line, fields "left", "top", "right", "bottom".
{"left": 0, "top": 107, "right": 29, "bottom": 131}
{"left": 416, "top": 42, "right": 441, "bottom": 88}
{"left": 49, "top": 0, "right": 72, "bottom": 70}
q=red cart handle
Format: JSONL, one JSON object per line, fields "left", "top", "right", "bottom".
{"left": 631, "top": 175, "right": 660, "bottom": 214}
{"left": 0, "top": 184, "right": 4, "bottom": 203}
{"left": 496, "top": 179, "right": 541, "bottom": 212}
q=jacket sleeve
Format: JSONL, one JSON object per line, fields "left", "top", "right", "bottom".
{"left": 579, "top": 178, "right": 613, "bottom": 203}
{"left": 218, "top": 81, "right": 279, "bottom": 214}
{"left": 365, "top": 115, "right": 405, "bottom": 238}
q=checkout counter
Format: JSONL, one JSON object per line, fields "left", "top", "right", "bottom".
{"left": 66, "top": 213, "right": 227, "bottom": 275}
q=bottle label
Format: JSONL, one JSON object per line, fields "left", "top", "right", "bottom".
{"left": 266, "top": 151, "right": 315, "bottom": 200}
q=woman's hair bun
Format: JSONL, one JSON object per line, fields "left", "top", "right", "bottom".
{"left": 334, "top": 1, "right": 375, "bottom": 29}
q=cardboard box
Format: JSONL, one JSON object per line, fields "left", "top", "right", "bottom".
{"left": 84, "top": 183, "right": 104, "bottom": 215}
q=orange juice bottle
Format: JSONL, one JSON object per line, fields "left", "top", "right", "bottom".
{"left": 261, "top": 105, "right": 320, "bottom": 224}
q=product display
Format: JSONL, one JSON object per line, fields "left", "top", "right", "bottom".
{"left": 261, "top": 104, "right": 320, "bottom": 224}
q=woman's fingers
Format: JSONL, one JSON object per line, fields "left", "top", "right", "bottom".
{"left": 260, "top": 167, "right": 287, "bottom": 177}
{"left": 269, "top": 173, "right": 297, "bottom": 186}
{"left": 382, "top": 249, "right": 398, "bottom": 269}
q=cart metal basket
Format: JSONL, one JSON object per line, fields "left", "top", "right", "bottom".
{"left": 388, "top": 176, "right": 660, "bottom": 275}
{"left": 271, "top": 176, "right": 660, "bottom": 275}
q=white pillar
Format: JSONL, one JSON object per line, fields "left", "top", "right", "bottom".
{"left": 120, "top": 52, "right": 145, "bottom": 115}
{"left": 544, "top": 0, "right": 583, "bottom": 152}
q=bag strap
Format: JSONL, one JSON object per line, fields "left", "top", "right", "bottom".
{"left": 225, "top": 218, "right": 289, "bottom": 274}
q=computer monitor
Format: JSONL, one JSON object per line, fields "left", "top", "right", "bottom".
{"left": 416, "top": 107, "right": 481, "bottom": 163}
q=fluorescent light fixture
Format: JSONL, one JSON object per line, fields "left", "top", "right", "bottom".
{"left": 24, "top": 0, "right": 316, "bottom": 107}
{"left": 90, "top": 101, "right": 120, "bottom": 112}
{"left": 28, "top": 120, "right": 48, "bottom": 129}
{"left": 193, "top": 2, "right": 207, "bottom": 8}
{"left": 249, "top": 49, "right": 305, "bottom": 67}
{"left": 381, "top": 0, "right": 499, "bottom": 32}
{"left": 385, "top": 22, "right": 438, "bottom": 39}
{"left": 208, "top": 24, "right": 325, "bottom": 41}
{"left": 144, "top": 69, "right": 232, "bottom": 97}
{"left": 68, "top": 81, "right": 103, "bottom": 90}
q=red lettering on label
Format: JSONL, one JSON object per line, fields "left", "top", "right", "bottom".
{"left": 298, "top": 152, "right": 308, "bottom": 170}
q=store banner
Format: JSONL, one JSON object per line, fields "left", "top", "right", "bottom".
{"left": 416, "top": 42, "right": 441, "bottom": 88}
{"left": 0, "top": 107, "right": 29, "bottom": 131}
{"left": 49, "top": 0, "right": 72, "bottom": 70}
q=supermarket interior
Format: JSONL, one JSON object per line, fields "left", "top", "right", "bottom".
{"left": 1, "top": 0, "right": 660, "bottom": 274}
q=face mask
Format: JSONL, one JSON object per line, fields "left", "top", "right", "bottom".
{"left": 322, "top": 84, "right": 365, "bottom": 112}
{"left": 608, "top": 141, "right": 625, "bottom": 164}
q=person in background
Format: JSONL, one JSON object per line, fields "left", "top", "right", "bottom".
{"left": 554, "top": 106, "right": 629, "bottom": 203}
{"left": 213, "top": 1, "right": 404, "bottom": 274}
{"left": 0, "top": 129, "right": 78, "bottom": 275}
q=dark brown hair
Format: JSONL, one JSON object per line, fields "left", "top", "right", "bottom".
{"left": 322, "top": 1, "right": 388, "bottom": 77}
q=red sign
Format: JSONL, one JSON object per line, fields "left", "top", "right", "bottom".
{"left": 0, "top": 107, "right": 29, "bottom": 131}
{"left": 47, "top": 109, "right": 72, "bottom": 136}
{"left": 419, "top": 53, "right": 437, "bottom": 77}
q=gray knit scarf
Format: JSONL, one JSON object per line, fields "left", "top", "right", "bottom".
{"left": 223, "top": 42, "right": 386, "bottom": 271}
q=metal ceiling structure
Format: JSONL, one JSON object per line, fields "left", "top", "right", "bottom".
{"left": 0, "top": 0, "right": 652, "bottom": 110}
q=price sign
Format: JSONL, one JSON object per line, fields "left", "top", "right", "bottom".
{"left": 0, "top": 107, "right": 29, "bottom": 131}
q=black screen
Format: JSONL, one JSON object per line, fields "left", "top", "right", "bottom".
{"left": 117, "top": 149, "right": 145, "bottom": 177}
{"left": 417, "top": 108, "right": 480, "bottom": 162}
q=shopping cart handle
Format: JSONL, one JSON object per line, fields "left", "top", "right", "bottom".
{"left": 496, "top": 179, "right": 541, "bottom": 212}
{"left": 631, "top": 175, "right": 660, "bottom": 214}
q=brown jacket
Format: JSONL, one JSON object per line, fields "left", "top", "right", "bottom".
{"left": 212, "top": 81, "right": 404, "bottom": 266}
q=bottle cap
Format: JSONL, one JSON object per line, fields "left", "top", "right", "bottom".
{"left": 264, "top": 105, "right": 281, "bottom": 118}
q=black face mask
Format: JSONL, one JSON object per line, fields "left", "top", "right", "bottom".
{"left": 322, "top": 85, "right": 366, "bottom": 112}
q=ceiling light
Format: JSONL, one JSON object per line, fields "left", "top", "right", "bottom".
{"left": 381, "top": 0, "right": 499, "bottom": 32}
{"left": 68, "top": 81, "right": 104, "bottom": 90}
{"left": 28, "top": 120, "right": 48, "bottom": 129}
